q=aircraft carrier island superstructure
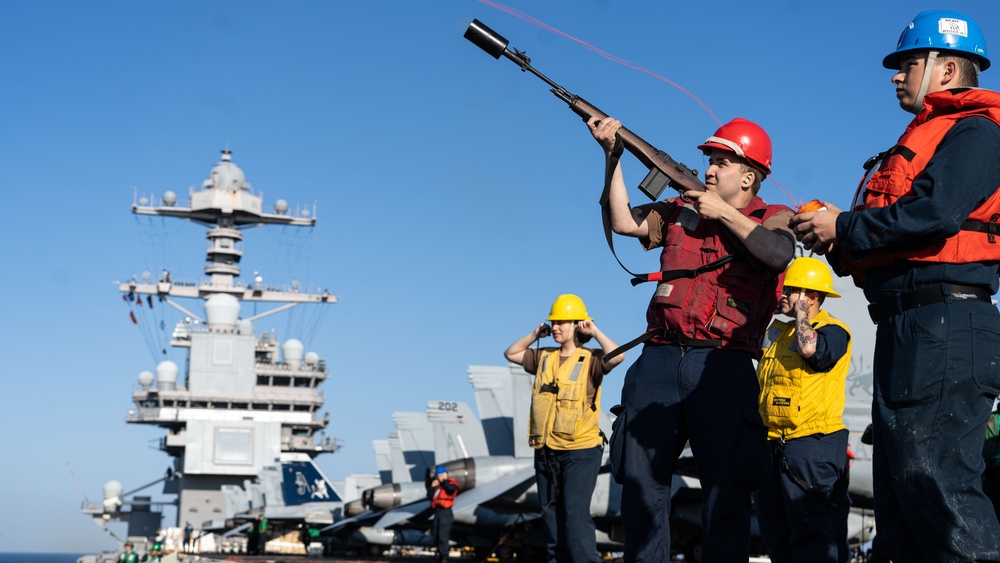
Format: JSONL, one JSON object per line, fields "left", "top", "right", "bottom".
{"left": 114, "top": 149, "right": 338, "bottom": 532}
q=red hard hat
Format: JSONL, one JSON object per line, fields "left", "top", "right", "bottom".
{"left": 697, "top": 118, "right": 772, "bottom": 175}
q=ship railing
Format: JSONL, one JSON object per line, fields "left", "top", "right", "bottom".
{"left": 124, "top": 274, "right": 330, "bottom": 297}
{"left": 284, "top": 434, "right": 341, "bottom": 453}
{"left": 128, "top": 394, "right": 327, "bottom": 419}
{"left": 133, "top": 189, "right": 316, "bottom": 216}
{"left": 253, "top": 363, "right": 329, "bottom": 377}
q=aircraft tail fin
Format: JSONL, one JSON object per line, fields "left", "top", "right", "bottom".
{"left": 468, "top": 366, "right": 516, "bottom": 456}
{"left": 468, "top": 365, "right": 540, "bottom": 460}
{"left": 393, "top": 411, "right": 436, "bottom": 482}
{"left": 426, "top": 400, "right": 489, "bottom": 462}
{"left": 276, "top": 453, "right": 343, "bottom": 506}
{"left": 372, "top": 439, "right": 393, "bottom": 485}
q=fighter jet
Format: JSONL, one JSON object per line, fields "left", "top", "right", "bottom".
{"left": 361, "top": 402, "right": 491, "bottom": 514}
{"left": 323, "top": 399, "right": 515, "bottom": 554}
{"left": 218, "top": 453, "right": 345, "bottom": 533}
{"left": 336, "top": 365, "right": 624, "bottom": 559}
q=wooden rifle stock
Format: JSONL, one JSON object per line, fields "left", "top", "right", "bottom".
{"left": 564, "top": 96, "right": 706, "bottom": 199}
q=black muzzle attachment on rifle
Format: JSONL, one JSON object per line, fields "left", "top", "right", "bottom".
{"left": 464, "top": 19, "right": 509, "bottom": 60}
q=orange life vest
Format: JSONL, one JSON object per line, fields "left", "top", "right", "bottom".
{"left": 646, "top": 196, "right": 790, "bottom": 357}
{"left": 840, "top": 89, "right": 1000, "bottom": 285}
{"left": 430, "top": 477, "right": 459, "bottom": 509}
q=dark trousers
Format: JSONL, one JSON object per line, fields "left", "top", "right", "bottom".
{"left": 985, "top": 471, "right": 1000, "bottom": 519}
{"left": 535, "top": 445, "right": 603, "bottom": 563}
{"left": 614, "top": 345, "right": 770, "bottom": 562}
{"left": 431, "top": 506, "right": 454, "bottom": 561}
{"left": 871, "top": 299, "right": 1000, "bottom": 562}
{"left": 756, "top": 430, "right": 850, "bottom": 563}
{"left": 247, "top": 530, "right": 259, "bottom": 554}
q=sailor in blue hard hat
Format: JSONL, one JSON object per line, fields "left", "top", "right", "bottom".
{"left": 791, "top": 9, "right": 1000, "bottom": 562}
{"left": 427, "top": 464, "right": 459, "bottom": 562}
{"left": 883, "top": 9, "right": 990, "bottom": 113}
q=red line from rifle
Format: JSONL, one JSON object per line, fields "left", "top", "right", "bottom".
{"left": 474, "top": 0, "right": 720, "bottom": 125}
{"left": 474, "top": 0, "right": 800, "bottom": 207}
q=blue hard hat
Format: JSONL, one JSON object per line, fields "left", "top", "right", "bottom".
{"left": 435, "top": 465, "right": 447, "bottom": 475}
{"left": 883, "top": 10, "right": 989, "bottom": 71}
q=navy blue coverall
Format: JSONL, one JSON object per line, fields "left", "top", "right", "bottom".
{"left": 833, "top": 114, "right": 1000, "bottom": 562}
{"left": 614, "top": 345, "right": 771, "bottom": 562}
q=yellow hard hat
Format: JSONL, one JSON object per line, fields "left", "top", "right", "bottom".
{"left": 784, "top": 257, "right": 840, "bottom": 297}
{"left": 546, "top": 294, "right": 592, "bottom": 321}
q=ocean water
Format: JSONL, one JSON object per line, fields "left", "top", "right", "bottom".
{"left": 0, "top": 554, "right": 86, "bottom": 563}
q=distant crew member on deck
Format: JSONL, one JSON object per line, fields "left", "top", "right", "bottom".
{"left": 117, "top": 541, "right": 139, "bottom": 563}
{"left": 427, "top": 465, "right": 460, "bottom": 562}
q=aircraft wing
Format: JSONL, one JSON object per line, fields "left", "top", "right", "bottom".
{"left": 372, "top": 499, "right": 432, "bottom": 529}
{"left": 372, "top": 465, "right": 536, "bottom": 529}
{"left": 221, "top": 522, "right": 252, "bottom": 537}
{"left": 320, "top": 509, "right": 382, "bottom": 534}
{"left": 452, "top": 465, "right": 536, "bottom": 514}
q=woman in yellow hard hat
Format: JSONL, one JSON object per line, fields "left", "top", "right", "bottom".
{"left": 504, "top": 294, "right": 623, "bottom": 563}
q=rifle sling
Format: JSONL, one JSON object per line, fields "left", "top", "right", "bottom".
{"left": 599, "top": 134, "right": 643, "bottom": 278}
{"left": 960, "top": 214, "right": 1000, "bottom": 243}
{"left": 602, "top": 328, "right": 722, "bottom": 363}
{"left": 630, "top": 255, "right": 736, "bottom": 287}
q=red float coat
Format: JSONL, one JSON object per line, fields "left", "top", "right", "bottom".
{"left": 644, "top": 196, "right": 791, "bottom": 358}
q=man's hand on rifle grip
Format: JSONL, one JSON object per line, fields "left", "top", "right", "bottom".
{"left": 588, "top": 116, "right": 621, "bottom": 155}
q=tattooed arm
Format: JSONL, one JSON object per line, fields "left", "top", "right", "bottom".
{"left": 794, "top": 298, "right": 818, "bottom": 358}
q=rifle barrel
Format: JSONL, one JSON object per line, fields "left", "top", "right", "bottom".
{"left": 465, "top": 19, "right": 706, "bottom": 197}
{"left": 465, "top": 19, "right": 573, "bottom": 96}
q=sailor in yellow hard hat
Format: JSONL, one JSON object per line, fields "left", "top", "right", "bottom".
{"left": 504, "top": 294, "right": 623, "bottom": 563}
{"left": 755, "top": 256, "right": 852, "bottom": 563}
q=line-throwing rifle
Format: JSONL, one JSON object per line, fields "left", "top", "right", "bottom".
{"left": 464, "top": 19, "right": 705, "bottom": 201}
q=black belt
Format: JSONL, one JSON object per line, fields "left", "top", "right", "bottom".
{"left": 867, "top": 283, "right": 993, "bottom": 324}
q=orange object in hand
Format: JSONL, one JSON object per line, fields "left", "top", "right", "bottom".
{"left": 797, "top": 199, "right": 827, "bottom": 214}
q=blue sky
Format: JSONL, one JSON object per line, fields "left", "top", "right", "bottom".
{"left": 3, "top": 0, "right": 1000, "bottom": 553}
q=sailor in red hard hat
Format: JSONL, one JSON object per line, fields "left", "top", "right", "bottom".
{"left": 589, "top": 114, "right": 795, "bottom": 562}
